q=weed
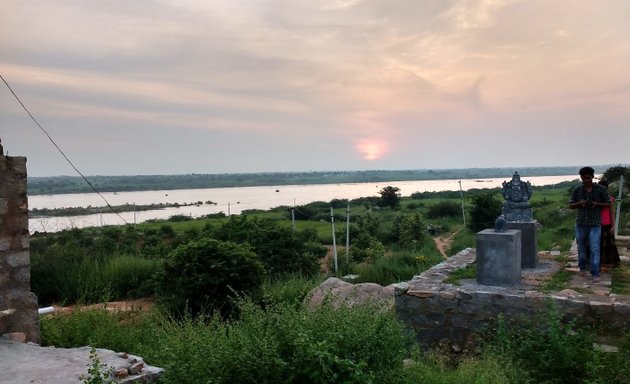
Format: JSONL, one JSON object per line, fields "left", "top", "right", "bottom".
{"left": 611, "top": 264, "right": 630, "bottom": 295}
{"left": 540, "top": 268, "right": 571, "bottom": 293}
{"left": 444, "top": 264, "right": 476, "bottom": 286}
{"left": 80, "top": 348, "right": 115, "bottom": 384}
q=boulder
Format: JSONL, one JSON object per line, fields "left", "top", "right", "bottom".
{"left": 305, "top": 277, "right": 395, "bottom": 311}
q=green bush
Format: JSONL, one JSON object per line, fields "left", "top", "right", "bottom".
{"left": 378, "top": 186, "right": 402, "bottom": 209}
{"left": 102, "top": 255, "right": 162, "bottom": 299}
{"left": 426, "top": 201, "right": 461, "bottom": 219}
{"left": 485, "top": 306, "right": 595, "bottom": 384}
{"left": 350, "top": 232, "right": 385, "bottom": 263}
{"left": 262, "top": 275, "right": 324, "bottom": 308}
{"left": 157, "top": 238, "right": 265, "bottom": 317}
{"left": 467, "top": 191, "right": 502, "bottom": 233}
{"left": 214, "top": 216, "right": 325, "bottom": 277}
{"left": 397, "top": 213, "right": 427, "bottom": 248}
{"left": 43, "top": 300, "right": 412, "bottom": 384}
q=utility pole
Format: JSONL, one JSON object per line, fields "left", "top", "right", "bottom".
{"left": 345, "top": 203, "right": 350, "bottom": 264}
{"left": 330, "top": 207, "right": 338, "bottom": 274}
{"left": 459, "top": 179, "right": 466, "bottom": 226}
{"left": 291, "top": 198, "right": 296, "bottom": 232}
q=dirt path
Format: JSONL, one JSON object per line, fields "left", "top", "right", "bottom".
{"left": 433, "top": 226, "right": 463, "bottom": 259}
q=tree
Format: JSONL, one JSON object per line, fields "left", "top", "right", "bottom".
{"left": 397, "top": 213, "right": 427, "bottom": 247}
{"left": 356, "top": 211, "right": 380, "bottom": 237}
{"left": 213, "top": 216, "right": 325, "bottom": 277}
{"left": 157, "top": 238, "right": 265, "bottom": 317}
{"left": 602, "top": 165, "right": 630, "bottom": 189}
{"left": 378, "top": 186, "right": 401, "bottom": 209}
{"left": 467, "top": 191, "right": 502, "bottom": 233}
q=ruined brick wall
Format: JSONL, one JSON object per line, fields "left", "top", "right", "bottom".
{"left": 0, "top": 155, "right": 39, "bottom": 343}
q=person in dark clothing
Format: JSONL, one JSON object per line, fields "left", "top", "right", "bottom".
{"left": 598, "top": 179, "right": 620, "bottom": 268}
{"left": 569, "top": 166, "right": 610, "bottom": 282}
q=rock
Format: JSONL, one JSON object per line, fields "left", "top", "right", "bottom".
{"left": 129, "top": 361, "right": 144, "bottom": 375}
{"left": 2, "top": 333, "right": 26, "bottom": 343}
{"left": 305, "top": 277, "right": 395, "bottom": 311}
{"left": 114, "top": 368, "right": 129, "bottom": 378}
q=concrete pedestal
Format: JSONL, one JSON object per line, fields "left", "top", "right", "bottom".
{"left": 476, "top": 229, "right": 521, "bottom": 286}
{"left": 507, "top": 221, "right": 538, "bottom": 269}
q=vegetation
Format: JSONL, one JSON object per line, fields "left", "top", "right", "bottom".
{"left": 31, "top": 168, "right": 630, "bottom": 383}
{"left": 378, "top": 185, "right": 402, "bottom": 209}
{"left": 467, "top": 191, "right": 502, "bottom": 233}
{"left": 41, "top": 298, "right": 630, "bottom": 384}
{"left": 157, "top": 238, "right": 265, "bottom": 318}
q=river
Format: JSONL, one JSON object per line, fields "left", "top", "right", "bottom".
{"left": 28, "top": 175, "right": 579, "bottom": 233}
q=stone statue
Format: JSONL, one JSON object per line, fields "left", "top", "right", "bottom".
{"left": 494, "top": 214, "right": 507, "bottom": 232}
{"left": 501, "top": 171, "right": 533, "bottom": 222}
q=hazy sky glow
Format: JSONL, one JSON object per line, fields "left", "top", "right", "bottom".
{"left": 1, "top": 0, "right": 629, "bottom": 176}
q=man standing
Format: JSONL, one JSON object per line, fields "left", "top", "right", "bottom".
{"left": 569, "top": 166, "right": 610, "bottom": 282}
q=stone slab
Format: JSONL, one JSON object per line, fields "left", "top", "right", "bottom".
{"left": 476, "top": 229, "right": 521, "bottom": 286}
{"left": 507, "top": 221, "right": 538, "bottom": 268}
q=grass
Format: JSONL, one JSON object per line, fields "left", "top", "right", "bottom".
{"left": 540, "top": 268, "right": 571, "bottom": 293}
{"left": 41, "top": 300, "right": 630, "bottom": 384}
{"left": 41, "top": 300, "right": 414, "bottom": 384}
{"left": 611, "top": 264, "right": 630, "bottom": 295}
{"left": 443, "top": 264, "right": 476, "bottom": 285}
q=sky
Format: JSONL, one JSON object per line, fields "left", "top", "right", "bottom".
{"left": 1, "top": 0, "right": 629, "bottom": 177}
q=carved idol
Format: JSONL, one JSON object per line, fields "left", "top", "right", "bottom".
{"left": 501, "top": 171, "right": 533, "bottom": 221}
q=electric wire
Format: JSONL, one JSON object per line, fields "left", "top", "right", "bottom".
{"left": 0, "top": 73, "right": 128, "bottom": 224}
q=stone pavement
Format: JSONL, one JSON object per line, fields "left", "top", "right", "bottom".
{"left": 564, "top": 235, "right": 630, "bottom": 297}
{"left": 0, "top": 340, "right": 163, "bottom": 384}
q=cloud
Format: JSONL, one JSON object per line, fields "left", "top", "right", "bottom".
{"left": 1, "top": 0, "right": 630, "bottom": 176}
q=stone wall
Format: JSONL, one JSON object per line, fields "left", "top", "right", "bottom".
{"left": 0, "top": 155, "right": 39, "bottom": 343}
{"left": 395, "top": 248, "right": 630, "bottom": 349}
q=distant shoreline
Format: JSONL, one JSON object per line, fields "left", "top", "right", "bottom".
{"left": 27, "top": 166, "right": 593, "bottom": 196}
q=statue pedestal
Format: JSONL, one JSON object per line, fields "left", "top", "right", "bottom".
{"left": 476, "top": 229, "right": 521, "bottom": 286}
{"left": 504, "top": 207, "right": 532, "bottom": 222}
{"left": 507, "top": 221, "right": 538, "bottom": 268}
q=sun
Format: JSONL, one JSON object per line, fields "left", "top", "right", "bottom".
{"left": 356, "top": 139, "right": 388, "bottom": 160}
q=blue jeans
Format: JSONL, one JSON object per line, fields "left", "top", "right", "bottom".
{"left": 575, "top": 224, "right": 601, "bottom": 277}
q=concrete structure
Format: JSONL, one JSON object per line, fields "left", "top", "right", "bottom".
{"left": 0, "top": 154, "right": 39, "bottom": 343}
{"left": 508, "top": 221, "right": 538, "bottom": 268}
{"left": 395, "top": 248, "right": 630, "bottom": 349}
{"left": 476, "top": 229, "right": 521, "bottom": 286}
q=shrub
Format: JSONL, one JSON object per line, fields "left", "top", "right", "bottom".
{"left": 467, "top": 191, "right": 502, "bottom": 233}
{"left": 378, "top": 186, "right": 401, "bottom": 209}
{"left": 426, "top": 201, "right": 461, "bottom": 219}
{"left": 397, "top": 213, "right": 427, "bottom": 248}
{"left": 157, "top": 238, "right": 265, "bottom": 317}
{"left": 214, "top": 216, "right": 325, "bottom": 277}
{"left": 350, "top": 232, "right": 385, "bottom": 263}
{"left": 485, "top": 305, "right": 595, "bottom": 384}
{"left": 102, "top": 255, "right": 162, "bottom": 299}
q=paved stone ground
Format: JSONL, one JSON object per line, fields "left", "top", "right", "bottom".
{"left": 564, "top": 235, "right": 630, "bottom": 297}
{"left": 0, "top": 340, "right": 163, "bottom": 384}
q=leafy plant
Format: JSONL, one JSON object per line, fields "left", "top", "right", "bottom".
{"left": 80, "top": 348, "right": 115, "bottom": 384}
{"left": 467, "top": 191, "right": 502, "bottom": 233}
{"left": 379, "top": 186, "right": 401, "bottom": 209}
{"left": 157, "top": 238, "right": 265, "bottom": 317}
{"left": 444, "top": 264, "right": 476, "bottom": 285}
{"left": 485, "top": 305, "right": 595, "bottom": 384}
